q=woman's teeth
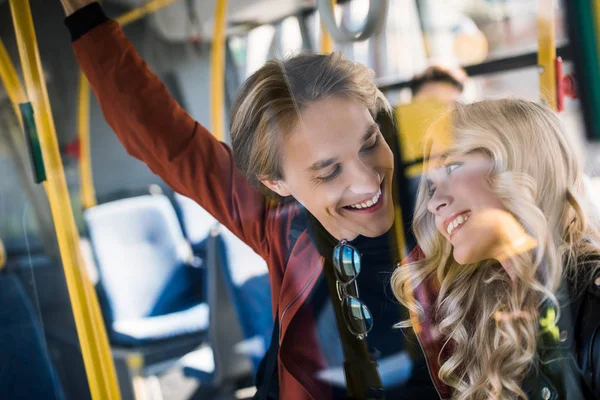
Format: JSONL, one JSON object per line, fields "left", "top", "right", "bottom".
{"left": 447, "top": 213, "right": 470, "bottom": 235}
{"left": 347, "top": 189, "right": 382, "bottom": 210}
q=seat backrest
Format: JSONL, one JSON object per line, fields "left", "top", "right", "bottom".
{"left": 0, "top": 273, "right": 65, "bottom": 399}
{"left": 175, "top": 194, "right": 272, "bottom": 377}
{"left": 174, "top": 193, "right": 218, "bottom": 247}
{"left": 215, "top": 226, "right": 272, "bottom": 373}
{"left": 84, "top": 194, "right": 193, "bottom": 322}
{"left": 205, "top": 230, "right": 253, "bottom": 385}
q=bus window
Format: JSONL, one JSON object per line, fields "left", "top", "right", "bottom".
{"left": 0, "top": 98, "right": 91, "bottom": 400}
{"left": 280, "top": 16, "right": 303, "bottom": 56}
{"left": 245, "top": 24, "right": 276, "bottom": 77}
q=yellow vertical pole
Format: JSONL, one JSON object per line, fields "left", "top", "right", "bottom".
{"left": 0, "top": 39, "right": 26, "bottom": 123}
{"left": 78, "top": 72, "right": 96, "bottom": 209}
{"left": 594, "top": 0, "right": 600, "bottom": 55}
{"left": 211, "top": 0, "right": 228, "bottom": 142}
{"left": 0, "top": 238, "right": 5, "bottom": 270}
{"left": 537, "top": 0, "right": 557, "bottom": 110}
{"left": 320, "top": 0, "right": 335, "bottom": 53}
{"left": 8, "top": 1, "right": 121, "bottom": 399}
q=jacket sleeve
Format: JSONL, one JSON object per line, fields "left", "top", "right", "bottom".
{"left": 589, "top": 285, "right": 600, "bottom": 398}
{"left": 71, "top": 19, "right": 272, "bottom": 257}
{"left": 592, "top": 330, "right": 600, "bottom": 398}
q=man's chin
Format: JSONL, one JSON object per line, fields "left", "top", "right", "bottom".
{"left": 356, "top": 214, "right": 395, "bottom": 238}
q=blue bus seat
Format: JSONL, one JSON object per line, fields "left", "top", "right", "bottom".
{"left": 84, "top": 194, "right": 208, "bottom": 347}
{"left": 181, "top": 231, "right": 254, "bottom": 388}
{"left": 174, "top": 194, "right": 272, "bottom": 387}
{"left": 0, "top": 272, "right": 65, "bottom": 400}
{"left": 214, "top": 227, "right": 272, "bottom": 373}
{"left": 173, "top": 193, "right": 218, "bottom": 254}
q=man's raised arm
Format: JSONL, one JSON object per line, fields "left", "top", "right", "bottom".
{"left": 60, "top": 1, "right": 271, "bottom": 257}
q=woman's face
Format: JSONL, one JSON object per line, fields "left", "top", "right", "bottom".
{"left": 424, "top": 140, "right": 511, "bottom": 264}
{"left": 264, "top": 96, "right": 395, "bottom": 240}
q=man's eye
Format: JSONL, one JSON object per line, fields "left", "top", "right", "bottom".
{"left": 360, "top": 135, "right": 380, "bottom": 153}
{"left": 317, "top": 165, "right": 341, "bottom": 183}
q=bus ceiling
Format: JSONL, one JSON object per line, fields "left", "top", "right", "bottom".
{"left": 104, "top": 0, "right": 316, "bottom": 42}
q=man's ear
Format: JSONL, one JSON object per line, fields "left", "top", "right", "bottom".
{"left": 261, "top": 178, "right": 292, "bottom": 197}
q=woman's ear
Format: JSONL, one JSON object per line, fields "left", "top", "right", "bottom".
{"left": 261, "top": 179, "right": 292, "bottom": 197}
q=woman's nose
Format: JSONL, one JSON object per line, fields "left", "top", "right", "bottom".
{"left": 428, "top": 186, "right": 453, "bottom": 215}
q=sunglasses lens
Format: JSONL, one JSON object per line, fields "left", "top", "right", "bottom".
{"left": 333, "top": 244, "right": 361, "bottom": 282}
{"left": 342, "top": 297, "right": 373, "bottom": 337}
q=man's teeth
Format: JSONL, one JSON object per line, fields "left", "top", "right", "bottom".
{"left": 348, "top": 190, "right": 381, "bottom": 209}
{"left": 447, "top": 213, "right": 470, "bottom": 235}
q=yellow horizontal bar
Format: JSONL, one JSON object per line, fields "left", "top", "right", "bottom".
{"left": 211, "top": 0, "right": 228, "bottom": 142}
{"left": 116, "top": 0, "right": 178, "bottom": 26}
{"left": 537, "top": 0, "right": 557, "bottom": 110}
{"left": 0, "top": 39, "right": 26, "bottom": 123}
{"left": 8, "top": 1, "right": 121, "bottom": 399}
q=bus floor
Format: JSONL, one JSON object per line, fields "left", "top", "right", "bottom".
{"left": 159, "top": 365, "right": 256, "bottom": 400}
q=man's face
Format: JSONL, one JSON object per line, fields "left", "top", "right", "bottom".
{"left": 263, "top": 96, "right": 395, "bottom": 240}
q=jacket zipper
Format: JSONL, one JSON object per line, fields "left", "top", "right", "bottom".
{"left": 279, "top": 261, "right": 323, "bottom": 345}
{"left": 414, "top": 327, "right": 444, "bottom": 399}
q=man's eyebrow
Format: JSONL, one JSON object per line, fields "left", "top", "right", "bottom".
{"left": 307, "top": 157, "right": 337, "bottom": 172}
{"left": 362, "top": 123, "right": 379, "bottom": 142}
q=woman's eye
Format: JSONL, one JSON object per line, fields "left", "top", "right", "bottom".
{"left": 445, "top": 162, "right": 462, "bottom": 175}
{"left": 317, "top": 165, "right": 341, "bottom": 183}
{"left": 428, "top": 187, "right": 436, "bottom": 197}
{"left": 360, "top": 135, "right": 380, "bottom": 153}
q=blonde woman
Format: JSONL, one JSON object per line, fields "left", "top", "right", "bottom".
{"left": 392, "top": 99, "right": 600, "bottom": 399}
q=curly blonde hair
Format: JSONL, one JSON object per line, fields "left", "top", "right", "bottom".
{"left": 392, "top": 99, "right": 600, "bottom": 399}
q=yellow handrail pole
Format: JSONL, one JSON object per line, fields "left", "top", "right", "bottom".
{"left": 211, "top": 0, "right": 228, "bottom": 142}
{"left": 0, "top": 238, "right": 6, "bottom": 270}
{"left": 78, "top": 72, "right": 96, "bottom": 209}
{"left": 594, "top": 0, "right": 600, "bottom": 59}
{"left": 0, "top": 39, "right": 26, "bottom": 123}
{"left": 116, "top": 0, "right": 178, "bottom": 26}
{"left": 320, "top": 0, "right": 335, "bottom": 53}
{"left": 537, "top": 0, "right": 557, "bottom": 110}
{"left": 8, "top": 2, "right": 121, "bottom": 399}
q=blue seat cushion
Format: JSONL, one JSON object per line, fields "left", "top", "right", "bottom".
{"left": 111, "top": 302, "right": 209, "bottom": 346}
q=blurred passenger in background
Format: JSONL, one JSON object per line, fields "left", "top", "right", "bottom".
{"left": 411, "top": 65, "right": 467, "bottom": 103}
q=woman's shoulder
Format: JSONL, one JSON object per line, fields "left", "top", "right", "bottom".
{"left": 564, "top": 259, "right": 600, "bottom": 397}
{"left": 566, "top": 255, "right": 600, "bottom": 301}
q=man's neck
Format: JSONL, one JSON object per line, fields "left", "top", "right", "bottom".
{"left": 60, "top": 0, "right": 97, "bottom": 16}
